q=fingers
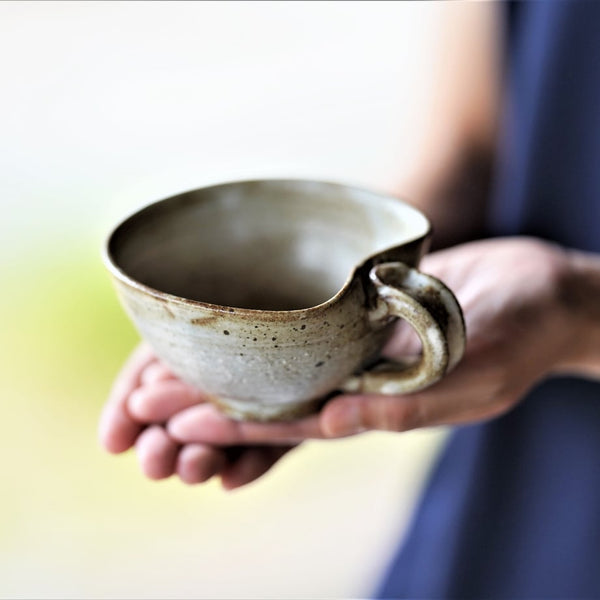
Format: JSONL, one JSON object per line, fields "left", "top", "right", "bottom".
{"left": 177, "top": 444, "right": 293, "bottom": 490}
{"left": 135, "top": 425, "right": 180, "bottom": 480}
{"left": 135, "top": 428, "right": 292, "bottom": 488}
{"left": 166, "top": 355, "right": 505, "bottom": 445}
{"left": 140, "top": 361, "right": 177, "bottom": 386}
{"left": 176, "top": 444, "right": 227, "bottom": 485}
{"left": 382, "top": 319, "right": 422, "bottom": 360}
{"left": 168, "top": 403, "right": 323, "bottom": 446}
{"left": 98, "top": 344, "right": 156, "bottom": 453}
{"left": 128, "top": 379, "right": 208, "bottom": 423}
{"left": 320, "top": 393, "right": 413, "bottom": 437}
{"left": 320, "top": 358, "right": 516, "bottom": 437}
{"left": 220, "top": 446, "right": 293, "bottom": 491}
{"left": 133, "top": 415, "right": 292, "bottom": 487}
{"left": 101, "top": 346, "right": 296, "bottom": 490}
{"left": 133, "top": 425, "right": 230, "bottom": 485}
{"left": 165, "top": 363, "right": 505, "bottom": 445}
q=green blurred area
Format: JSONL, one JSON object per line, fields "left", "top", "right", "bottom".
{"left": 0, "top": 239, "right": 262, "bottom": 594}
{"left": 0, "top": 1, "right": 451, "bottom": 594}
{"left": 0, "top": 237, "right": 441, "bottom": 598}
{"left": 3, "top": 238, "right": 138, "bottom": 386}
{"left": 1, "top": 237, "right": 139, "bottom": 534}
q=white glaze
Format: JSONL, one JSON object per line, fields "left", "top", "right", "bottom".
{"left": 104, "top": 179, "right": 465, "bottom": 421}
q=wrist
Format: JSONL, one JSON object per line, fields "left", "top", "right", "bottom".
{"left": 554, "top": 248, "right": 600, "bottom": 378}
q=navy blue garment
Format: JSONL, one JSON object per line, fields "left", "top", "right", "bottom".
{"left": 377, "top": 2, "right": 600, "bottom": 598}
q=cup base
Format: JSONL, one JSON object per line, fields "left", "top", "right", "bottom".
{"left": 211, "top": 396, "right": 323, "bottom": 422}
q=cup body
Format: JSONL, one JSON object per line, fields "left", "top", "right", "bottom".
{"left": 104, "top": 180, "right": 432, "bottom": 420}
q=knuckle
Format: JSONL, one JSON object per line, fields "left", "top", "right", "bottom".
{"left": 495, "top": 392, "right": 520, "bottom": 414}
{"left": 366, "top": 397, "right": 416, "bottom": 431}
{"left": 480, "top": 386, "right": 521, "bottom": 419}
{"left": 403, "top": 396, "right": 426, "bottom": 429}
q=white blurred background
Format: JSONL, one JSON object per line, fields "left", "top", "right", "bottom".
{"left": 0, "top": 1, "right": 452, "bottom": 598}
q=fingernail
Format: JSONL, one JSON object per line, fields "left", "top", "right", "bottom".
{"left": 127, "top": 389, "right": 145, "bottom": 418}
{"left": 323, "top": 402, "right": 364, "bottom": 437}
{"left": 167, "top": 407, "right": 203, "bottom": 440}
{"left": 139, "top": 364, "right": 156, "bottom": 386}
{"left": 221, "top": 480, "right": 237, "bottom": 493}
{"left": 167, "top": 415, "right": 185, "bottom": 440}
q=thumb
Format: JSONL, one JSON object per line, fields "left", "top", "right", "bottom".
{"left": 320, "top": 394, "right": 420, "bottom": 437}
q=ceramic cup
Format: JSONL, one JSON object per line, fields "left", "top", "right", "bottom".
{"left": 103, "top": 179, "right": 465, "bottom": 421}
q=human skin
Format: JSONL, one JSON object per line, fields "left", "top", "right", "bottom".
{"left": 98, "top": 237, "right": 600, "bottom": 489}
{"left": 98, "top": 4, "right": 600, "bottom": 488}
{"left": 98, "top": 344, "right": 295, "bottom": 489}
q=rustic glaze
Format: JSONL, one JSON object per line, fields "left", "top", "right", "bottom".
{"left": 103, "top": 180, "right": 465, "bottom": 421}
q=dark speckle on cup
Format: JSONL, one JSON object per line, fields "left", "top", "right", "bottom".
{"left": 103, "top": 179, "right": 464, "bottom": 421}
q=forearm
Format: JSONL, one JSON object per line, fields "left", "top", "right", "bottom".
{"left": 557, "top": 249, "right": 600, "bottom": 378}
{"left": 392, "top": 2, "right": 502, "bottom": 249}
{"left": 405, "top": 143, "right": 495, "bottom": 250}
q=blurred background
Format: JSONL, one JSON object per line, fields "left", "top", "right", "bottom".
{"left": 0, "top": 1, "right": 456, "bottom": 597}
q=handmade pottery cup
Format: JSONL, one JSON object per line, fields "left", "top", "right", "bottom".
{"left": 103, "top": 179, "right": 465, "bottom": 421}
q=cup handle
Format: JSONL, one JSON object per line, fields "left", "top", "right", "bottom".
{"left": 342, "top": 262, "right": 466, "bottom": 395}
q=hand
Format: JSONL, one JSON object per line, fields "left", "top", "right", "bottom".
{"left": 100, "top": 237, "right": 593, "bottom": 482}
{"left": 98, "top": 344, "right": 295, "bottom": 490}
{"left": 159, "top": 237, "right": 586, "bottom": 446}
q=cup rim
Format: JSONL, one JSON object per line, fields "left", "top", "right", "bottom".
{"left": 102, "top": 178, "right": 432, "bottom": 316}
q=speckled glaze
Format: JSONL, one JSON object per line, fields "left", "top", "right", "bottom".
{"left": 103, "top": 180, "right": 465, "bottom": 421}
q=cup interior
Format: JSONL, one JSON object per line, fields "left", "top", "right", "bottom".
{"left": 107, "top": 180, "right": 429, "bottom": 310}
